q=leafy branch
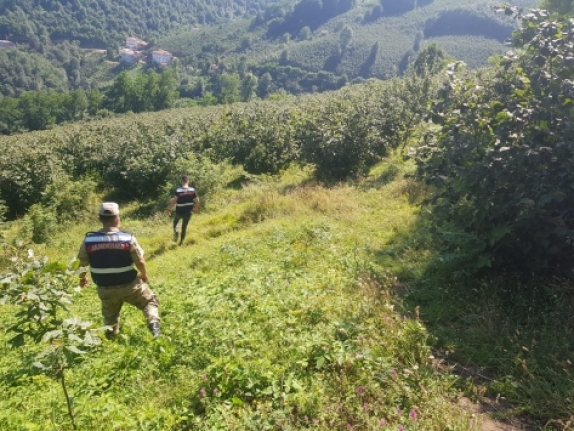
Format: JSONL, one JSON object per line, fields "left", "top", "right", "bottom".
{"left": 0, "top": 242, "right": 102, "bottom": 430}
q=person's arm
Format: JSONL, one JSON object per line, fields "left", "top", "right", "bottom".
{"left": 77, "top": 243, "right": 90, "bottom": 287}
{"left": 134, "top": 259, "right": 148, "bottom": 283}
{"left": 130, "top": 236, "right": 148, "bottom": 282}
{"left": 168, "top": 196, "right": 177, "bottom": 214}
{"left": 193, "top": 196, "right": 200, "bottom": 214}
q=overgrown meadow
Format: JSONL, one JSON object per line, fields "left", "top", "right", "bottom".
{"left": 0, "top": 161, "right": 478, "bottom": 430}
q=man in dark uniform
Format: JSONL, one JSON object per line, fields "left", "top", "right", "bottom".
{"left": 168, "top": 175, "right": 200, "bottom": 246}
{"left": 77, "top": 202, "right": 160, "bottom": 339}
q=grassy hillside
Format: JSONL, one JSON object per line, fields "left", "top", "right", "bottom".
{"left": 0, "top": 161, "right": 479, "bottom": 430}
{"left": 1, "top": 58, "right": 573, "bottom": 428}
{"left": 1, "top": 154, "right": 572, "bottom": 430}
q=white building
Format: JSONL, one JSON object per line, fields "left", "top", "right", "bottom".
{"left": 0, "top": 40, "right": 15, "bottom": 49}
{"left": 119, "top": 49, "right": 140, "bottom": 65}
{"left": 125, "top": 37, "right": 147, "bottom": 50}
{"left": 151, "top": 49, "right": 174, "bottom": 65}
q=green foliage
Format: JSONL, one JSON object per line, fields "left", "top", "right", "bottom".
{"left": 0, "top": 74, "right": 438, "bottom": 214}
{"left": 40, "top": 175, "right": 98, "bottom": 222}
{"left": 0, "top": 0, "right": 277, "bottom": 49}
{"left": 411, "top": 43, "right": 448, "bottom": 76}
{"left": 0, "top": 243, "right": 101, "bottom": 429}
{"left": 542, "top": 0, "right": 574, "bottom": 14}
{"left": 0, "top": 138, "right": 61, "bottom": 216}
{"left": 0, "top": 48, "right": 69, "bottom": 97}
{"left": 104, "top": 70, "right": 178, "bottom": 114}
{"left": 423, "top": 8, "right": 514, "bottom": 41}
{"left": 166, "top": 154, "right": 226, "bottom": 211}
{"left": 21, "top": 204, "right": 58, "bottom": 244}
{"left": 380, "top": 0, "right": 415, "bottom": 16}
{"left": 299, "top": 99, "right": 387, "bottom": 180}
{"left": 414, "top": 8, "right": 574, "bottom": 277}
{"left": 264, "top": 0, "right": 355, "bottom": 38}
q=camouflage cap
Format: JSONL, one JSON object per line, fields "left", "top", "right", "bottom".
{"left": 99, "top": 202, "right": 120, "bottom": 216}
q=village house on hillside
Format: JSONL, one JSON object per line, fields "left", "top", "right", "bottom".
{"left": 119, "top": 48, "right": 141, "bottom": 65}
{"left": 126, "top": 36, "right": 148, "bottom": 50}
{"left": 151, "top": 49, "right": 174, "bottom": 66}
{"left": 0, "top": 40, "right": 15, "bottom": 49}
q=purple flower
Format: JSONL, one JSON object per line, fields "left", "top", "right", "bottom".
{"left": 213, "top": 388, "right": 219, "bottom": 395}
{"left": 313, "top": 419, "right": 318, "bottom": 425}
{"left": 363, "top": 402, "right": 369, "bottom": 411}
{"left": 398, "top": 426, "right": 405, "bottom": 431}
{"left": 199, "top": 387, "right": 206, "bottom": 397}
{"left": 397, "top": 407, "right": 402, "bottom": 415}
{"left": 356, "top": 385, "right": 365, "bottom": 395}
{"left": 358, "top": 335, "right": 365, "bottom": 342}
{"left": 304, "top": 415, "right": 308, "bottom": 422}
{"left": 347, "top": 424, "right": 354, "bottom": 430}
{"left": 202, "top": 374, "right": 208, "bottom": 381}
{"left": 409, "top": 409, "right": 417, "bottom": 421}
{"left": 390, "top": 369, "right": 397, "bottom": 376}
{"left": 379, "top": 418, "right": 387, "bottom": 427}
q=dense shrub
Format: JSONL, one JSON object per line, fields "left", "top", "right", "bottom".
{"left": 40, "top": 175, "right": 98, "bottom": 222}
{"left": 0, "top": 138, "right": 62, "bottom": 217}
{"left": 414, "top": 8, "right": 574, "bottom": 277}
{"left": 21, "top": 204, "right": 58, "bottom": 244}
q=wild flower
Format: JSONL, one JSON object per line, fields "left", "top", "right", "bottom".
{"left": 213, "top": 387, "right": 219, "bottom": 394}
{"left": 398, "top": 426, "right": 405, "bottom": 431}
{"left": 363, "top": 402, "right": 369, "bottom": 411}
{"left": 379, "top": 418, "right": 387, "bottom": 427}
{"left": 390, "top": 369, "right": 397, "bottom": 376}
{"left": 397, "top": 407, "right": 402, "bottom": 415}
{"left": 202, "top": 373, "right": 208, "bottom": 381}
{"left": 199, "top": 387, "right": 206, "bottom": 397}
{"left": 356, "top": 385, "right": 365, "bottom": 396}
{"left": 409, "top": 409, "right": 417, "bottom": 421}
{"left": 347, "top": 424, "right": 354, "bottom": 430}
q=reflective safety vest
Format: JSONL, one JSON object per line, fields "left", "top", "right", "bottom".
{"left": 84, "top": 231, "right": 137, "bottom": 287}
{"left": 175, "top": 186, "right": 196, "bottom": 214}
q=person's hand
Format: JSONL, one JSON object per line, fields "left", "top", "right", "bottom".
{"left": 140, "top": 274, "right": 149, "bottom": 283}
{"left": 79, "top": 277, "right": 89, "bottom": 288}
{"left": 167, "top": 209, "right": 172, "bottom": 216}
{"left": 193, "top": 207, "right": 199, "bottom": 214}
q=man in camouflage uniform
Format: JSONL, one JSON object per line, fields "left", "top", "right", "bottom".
{"left": 77, "top": 202, "right": 160, "bottom": 339}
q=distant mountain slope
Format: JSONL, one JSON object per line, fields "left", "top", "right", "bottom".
{"left": 160, "top": 0, "right": 536, "bottom": 82}
{"left": 0, "top": 0, "right": 279, "bottom": 47}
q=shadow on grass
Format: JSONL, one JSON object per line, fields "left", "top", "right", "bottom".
{"left": 368, "top": 215, "right": 574, "bottom": 429}
{"left": 147, "top": 242, "right": 177, "bottom": 261}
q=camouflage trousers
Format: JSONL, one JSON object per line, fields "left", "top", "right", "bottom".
{"left": 97, "top": 276, "right": 160, "bottom": 335}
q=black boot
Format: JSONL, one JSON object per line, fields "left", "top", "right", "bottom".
{"left": 148, "top": 321, "right": 161, "bottom": 338}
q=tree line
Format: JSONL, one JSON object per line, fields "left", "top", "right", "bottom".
{"left": 0, "top": 69, "right": 177, "bottom": 134}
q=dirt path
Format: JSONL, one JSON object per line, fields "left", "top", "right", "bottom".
{"left": 458, "top": 397, "right": 538, "bottom": 431}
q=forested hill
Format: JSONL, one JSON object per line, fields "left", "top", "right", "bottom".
{"left": 0, "top": 0, "right": 278, "bottom": 48}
